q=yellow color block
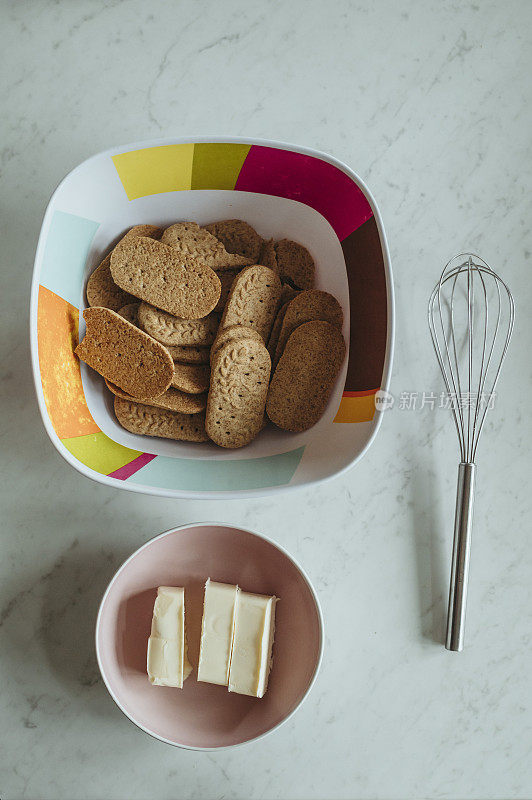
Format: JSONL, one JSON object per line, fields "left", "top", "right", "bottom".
{"left": 112, "top": 144, "right": 194, "bottom": 200}
{"left": 334, "top": 393, "right": 376, "bottom": 423}
{"left": 61, "top": 431, "right": 142, "bottom": 475}
{"left": 191, "top": 143, "right": 251, "bottom": 190}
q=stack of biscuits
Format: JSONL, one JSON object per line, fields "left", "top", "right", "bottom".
{"left": 76, "top": 220, "right": 346, "bottom": 449}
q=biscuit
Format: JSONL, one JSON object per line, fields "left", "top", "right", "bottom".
{"left": 258, "top": 239, "right": 277, "bottom": 270}
{"left": 274, "top": 239, "right": 315, "bottom": 290}
{"left": 214, "top": 269, "right": 240, "bottom": 312}
{"left": 273, "top": 290, "right": 343, "bottom": 367}
{"left": 110, "top": 236, "right": 221, "bottom": 319}
{"left": 266, "top": 320, "right": 346, "bottom": 432}
{"left": 138, "top": 302, "right": 219, "bottom": 346}
{"left": 86, "top": 225, "right": 162, "bottom": 310}
{"left": 86, "top": 254, "right": 133, "bottom": 311}
{"left": 280, "top": 284, "right": 300, "bottom": 305}
{"left": 171, "top": 363, "right": 210, "bottom": 395}
{"left": 105, "top": 380, "right": 207, "bottom": 414}
{"left": 210, "top": 324, "right": 263, "bottom": 363}
{"left": 204, "top": 219, "right": 263, "bottom": 262}
{"left": 206, "top": 338, "right": 271, "bottom": 448}
{"left": 114, "top": 397, "right": 208, "bottom": 442}
{"left": 161, "top": 222, "right": 252, "bottom": 270}
{"left": 220, "top": 265, "right": 281, "bottom": 342}
{"left": 165, "top": 344, "right": 210, "bottom": 364}
{"left": 117, "top": 303, "right": 140, "bottom": 326}
{"left": 75, "top": 307, "right": 174, "bottom": 400}
{"left": 267, "top": 302, "right": 289, "bottom": 359}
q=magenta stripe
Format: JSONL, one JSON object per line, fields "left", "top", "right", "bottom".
{"left": 235, "top": 145, "right": 373, "bottom": 241}
{"left": 108, "top": 453, "right": 156, "bottom": 480}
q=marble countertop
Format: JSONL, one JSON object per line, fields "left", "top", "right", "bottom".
{"left": 1, "top": 1, "right": 531, "bottom": 798}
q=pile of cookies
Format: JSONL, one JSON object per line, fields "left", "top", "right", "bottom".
{"left": 76, "top": 220, "right": 346, "bottom": 449}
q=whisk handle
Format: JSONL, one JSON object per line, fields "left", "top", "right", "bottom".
{"left": 446, "top": 462, "right": 476, "bottom": 652}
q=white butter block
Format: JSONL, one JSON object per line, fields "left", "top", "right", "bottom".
{"left": 228, "top": 590, "right": 277, "bottom": 698}
{"left": 147, "top": 586, "right": 192, "bottom": 688}
{"left": 197, "top": 579, "right": 238, "bottom": 686}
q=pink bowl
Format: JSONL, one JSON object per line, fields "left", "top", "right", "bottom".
{"left": 95, "top": 523, "right": 323, "bottom": 749}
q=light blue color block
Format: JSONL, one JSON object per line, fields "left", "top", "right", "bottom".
{"left": 128, "top": 447, "right": 306, "bottom": 492}
{"left": 40, "top": 211, "right": 100, "bottom": 307}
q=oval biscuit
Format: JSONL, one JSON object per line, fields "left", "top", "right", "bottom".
{"left": 210, "top": 325, "right": 263, "bottom": 363}
{"left": 220, "top": 265, "right": 281, "bottom": 342}
{"left": 114, "top": 397, "right": 208, "bottom": 442}
{"left": 165, "top": 344, "right": 210, "bottom": 364}
{"left": 110, "top": 236, "right": 221, "bottom": 319}
{"left": 266, "top": 320, "right": 346, "bottom": 432}
{"left": 161, "top": 222, "right": 251, "bottom": 270}
{"left": 258, "top": 239, "right": 278, "bottom": 270}
{"left": 75, "top": 307, "right": 174, "bottom": 400}
{"left": 206, "top": 338, "right": 271, "bottom": 448}
{"left": 267, "top": 301, "right": 290, "bottom": 359}
{"left": 214, "top": 269, "right": 241, "bottom": 312}
{"left": 138, "top": 302, "right": 219, "bottom": 346}
{"left": 117, "top": 303, "right": 140, "bottom": 326}
{"left": 86, "top": 225, "right": 162, "bottom": 311}
{"left": 171, "top": 362, "right": 210, "bottom": 395}
{"left": 203, "top": 219, "right": 263, "bottom": 262}
{"left": 105, "top": 380, "right": 207, "bottom": 414}
{"left": 273, "top": 290, "right": 344, "bottom": 367}
{"left": 274, "top": 239, "right": 315, "bottom": 290}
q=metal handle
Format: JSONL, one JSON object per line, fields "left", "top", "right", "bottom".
{"left": 446, "top": 462, "right": 476, "bottom": 652}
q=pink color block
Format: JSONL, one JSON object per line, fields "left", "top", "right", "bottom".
{"left": 108, "top": 453, "right": 156, "bottom": 480}
{"left": 96, "top": 524, "right": 323, "bottom": 749}
{"left": 235, "top": 145, "right": 373, "bottom": 241}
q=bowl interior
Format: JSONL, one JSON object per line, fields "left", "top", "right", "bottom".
{"left": 96, "top": 524, "right": 323, "bottom": 748}
{"left": 32, "top": 139, "right": 391, "bottom": 496}
{"left": 81, "top": 190, "right": 350, "bottom": 462}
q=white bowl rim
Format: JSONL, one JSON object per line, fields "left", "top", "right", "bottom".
{"left": 30, "top": 135, "right": 395, "bottom": 499}
{"left": 94, "top": 520, "right": 325, "bottom": 750}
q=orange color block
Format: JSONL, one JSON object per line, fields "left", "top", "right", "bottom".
{"left": 37, "top": 285, "right": 99, "bottom": 439}
{"left": 333, "top": 391, "right": 377, "bottom": 423}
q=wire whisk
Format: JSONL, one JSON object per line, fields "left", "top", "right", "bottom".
{"left": 428, "top": 254, "right": 515, "bottom": 651}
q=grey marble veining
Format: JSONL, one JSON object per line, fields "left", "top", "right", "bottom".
{"left": 1, "top": 1, "right": 531, "bottom": 798}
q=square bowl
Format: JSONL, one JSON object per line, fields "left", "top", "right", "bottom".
{"left": 30, "top": 136, "right": 394, "bottom": 498}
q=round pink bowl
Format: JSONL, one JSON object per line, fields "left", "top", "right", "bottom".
{"left": 95, "top": 523, "right": 324, "bottom": 749}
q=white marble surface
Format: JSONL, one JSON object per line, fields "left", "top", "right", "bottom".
{"left": 1, "top": 1, "right": 531, "bottom": 798}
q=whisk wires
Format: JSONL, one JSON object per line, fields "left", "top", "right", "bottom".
{"left": 428, "top": 254, "right": 514, "bottom": 463}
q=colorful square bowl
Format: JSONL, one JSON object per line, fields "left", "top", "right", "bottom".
{"left": 30, "top": 137, "right": 394, "bottom": 499}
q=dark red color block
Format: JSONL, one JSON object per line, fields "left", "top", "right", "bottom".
{"left": 342, "top": 218, "right": 388, "bottom": 392}
{"left": 235, "top": 146, "right": 373, "bottom": 241}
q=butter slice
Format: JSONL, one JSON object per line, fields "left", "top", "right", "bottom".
{"left": 228, "top": 590, "right": 277, "bottom": 698}
{"left": 197, "top": 579, "right": 238, "bottom": 686}
{"left": 147, "top": 586, "right": 192, "bottom": 688}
